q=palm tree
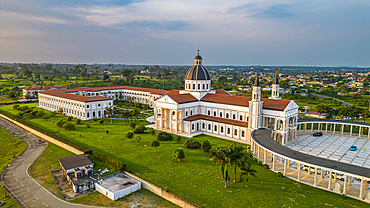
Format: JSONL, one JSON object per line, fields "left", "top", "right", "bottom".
{"left": 229, "top": 145, "right": 247, "bottom": 183}
{"left": 210, "top": 146, "right": 227, "bottom": 179}
{"left": 239, "top": 164, "right": 257, "bottom": 187}
{"left": 132, "top": 108, "right": 140, "bottom": 123}
{"left": 105, "top": 106, "right": 114, "bottom": 124}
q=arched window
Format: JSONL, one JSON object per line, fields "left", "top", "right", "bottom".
{"left": 240, "top": 115, "right": 243, "bottom": 121}
{"left": 226, "top": 113, "right": 229, "bottom": 119}
{"left": 233, "top": 114, "right": 236, "bottom": 120}
{"left": 214, "top": 125, "right": 217, "bottom": 131}
{"left": 208, "top": 110, "right": 210, "bottom": 116}
{"left": 190, "top": 110, "right": 193, "bottom": 115}
{"left": 193, "top": 84, "right": 195, "bottom": 89}
{"left": 227, "top": 128, "right": 230, "bottom": 134}
{"left": 188, "top": 84, "right": 191, "bottom": 89}
{"left": 93, "top": 112, "right": 96, "bottom": 117}
{"left": 213, "top": 111, "right": 216, "bottom": 116}
{"left": 221, "top": 126, "right": 224, "bottom": 133}
{"left": 202, "top": 123, "right": 205, "bottom": 129}
{"left": 241, "top": 130, "right": 245, "bottom": 137}
{"left": 192, "top": 124, "right": 194, "bottom": 130}
{"left": 198, "top": 84, "right": 200, "bottom": 90}
{"left": 203, "top": 84, "right": 205, "bottom": 90}
{"left": 234, "top": 129, "right": 238, "bottom": 136}
{"left": 197, "top": 123, "right": 199, "bottom": 131}
{"left": 208, "top": 124, "right": 211, "bottom": 130}
{"left": 220, "top": 112, "right": 223, "bottom": 117}
{"left": 185, "top": 111, "right": 188, "bottom": 117}
{"left": 172, "top": 111, "right": 175, "bottom": 116}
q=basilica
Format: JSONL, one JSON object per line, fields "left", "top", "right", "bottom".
{"left": 153, "top": 51, "right": 299, "bottom": 144}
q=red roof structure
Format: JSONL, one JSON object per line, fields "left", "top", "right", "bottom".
{"left": 39, "top": 90, "right": 111, "bottom": 102}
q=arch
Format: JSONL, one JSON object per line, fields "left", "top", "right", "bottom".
{"left": 226, "top": 113, "right": 229, "bottom": 119}
{"left": 234, "top": 129, "right": 238, "bottom": 136}
{"left": 208, "top": 110, "right": 210, "bottom": 116}
{"left": 202, "top": 122, "right": 205, "bottom": 129}
{"left": 241, "top": 130, "right": 245, "bottom": 137}
{"left": 87, "top": 112, "right": 90, "bottom": 118}
{"left": 185, "top": 111, "right": 188, "bottom": 117}
{"left": 208, "top": 124, "right": 211, "bottom": 130}
{"left": 197, "top": 123, "right": 199, "bottom": 131}
{"left": 178, "top": 123, "right": 182, "bottom": 132}
{"left": 178, "top": 111, "right": 182, "bottom": 119}
{"left": 227, "top": 127, "right": 231, "bottom": 134}
{"left": 213, "top": 111, "right": 216, "bottom": 117}
{"left": 190, "top": 110, "right": 193, "bottom": 115}
{"left": 277, "top": 120, "right": 284, "bottom": 130}
{"left": 98, "top": 111, "right": 101, "bottom": 117}
{"left": 214, "top": 125, "right": 217, "bottom": 131}
{"left": 220, "top": 126, "right": 224, "bottom": 133}
{"left": 192, "top": 123, "right": 195, "bottom": 130}
{"left": 240, "top": 115, "right": 243, "bottom": 121}
{"left": 220, "top": 112, "right": 223, "bottom": 117}
{"left": 233, "top": 114, "right": 236, "bottom": 120}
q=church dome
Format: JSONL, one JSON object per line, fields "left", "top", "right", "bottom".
{"left": 185, "top": 65, "right": 211, "bottom": 80}
{"left": 185, "top": 50, "right": 210, "bottom": 80}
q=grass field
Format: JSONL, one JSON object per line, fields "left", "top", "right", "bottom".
{"left": 1, "top": 103, "right": 369, "bottom": 207}
{"left": 0, "top": 126, "right": 28, "bottom": 208}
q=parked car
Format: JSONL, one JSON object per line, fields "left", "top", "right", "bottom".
{"left": 313, "top": 132, "right": 323, "bottom": 137}
{"left": 331, "top": 172, "right": 345, "bottom": 181}
{"left": 349, "top": 145, "right": 357, "bottom": 151}
{"left": 302, "top": 165, "right": 320, "bottom": 174}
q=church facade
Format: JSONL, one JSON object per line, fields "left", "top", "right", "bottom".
{"left": 153, "top": 52, "right": 299, "bottom": 144}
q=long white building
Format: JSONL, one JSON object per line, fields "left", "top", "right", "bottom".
{"left": 38, "top": 86, "right": 167, "bottom": 120}
{"left": 153, "top": 51, "right": 299, "bottom": 143}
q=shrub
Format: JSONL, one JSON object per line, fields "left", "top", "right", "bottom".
{"left": 67, "top": 116, "right": 73, "bottom": 121}
{"left": 130, "top": 122, "right": 136, "bottom": 129}
{"left": 136, "top": 136, "right": 141, "bottom": 145}
{"left": 157, "top": 132, "right": 173, "bottom": 141}
{"left": 93, "top": 152, "right": 126, "bottom": 171}
{"left": 184, "top": 139, "right": 201, "bottom": 149}
{"left": 51, "top": 111, "right": 57, "bottom": 116}
{"left": 75, "top": 119, "right": 81, "bottom": 124}
{"left": 16, "top": 112, "right": 24, "bottom": 118}
{"left": 43, "top": 117, "right": 50, "bottom": 120}
{"left": 36, "top": 111, "right": 45, "bottom": 118}
{"left": 125, "top": 132, "right": 134, "bottom": 141}
{"left": 175, "top": 136, "right": 181, "bottom": 144}
{"left": 201, "top": 140, "right": 211, "bottom": 152}
{"left": 173, "top": 148, "right": 185, "bottom": 161}
{"left": 150, "top": 140, "right": 160, "bottom": 152}
{"left": 341, "top": 194, "right": 347, "bottom": 199}
{"left": 99, "top": 118, "right": 104, "bottom": 124}
{"left": 277, "top": 172, "right": 284, "bottom": 177}
{"left": 263, "top": 164, "right": 269, "bottom": 169}
{"left": 150, "top": 130, "right": 155, "bottom": 136}
{"left": 258, "top": 161, "right": 263, "bottom": 166}
{"left": 18, "top": 106, "right": 29, "bottom": 111}
{"left": 12, "top": 104, "right": 20, "bottom": 110}
{"left": 93, "top": 116, "right": 97, "bottom": 121}
{"left": 56, "top": 119, "right": 66, "bottom": 127}
{"left": 133, "top": 126, "right": 146, "bottom": 134}
{"left": 253, "top": 158, "right": 258, "bottom": 162}
{"left": 63, "top": 123, "right": 75, "bottom": 130}
{"left": 86, "top": 124, "right": 90, "bottom": 128}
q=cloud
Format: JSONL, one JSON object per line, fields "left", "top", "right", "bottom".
{"left": 1, "top": 11, "right": 69, "bottom": 24}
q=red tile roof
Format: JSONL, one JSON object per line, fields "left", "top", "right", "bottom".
{"left": 23, "top": 85, "right": 66, "bottom": 90}
{"left": 39, "top": 90, "right": 112, "bottom": 102}
{"left": 167, "top": 93, "right": 198, "bottom": 104}
{"left": 215, "top": 89, "right": 230, "bottom": 95}
{"left": 201, "top": 94, "right": 290, "bottom": 111}
{"left": 60, "top": 86, "right": 167, "bottom": 95}
{"left": 184, "top": 115, "right": 248, "bottom": 127}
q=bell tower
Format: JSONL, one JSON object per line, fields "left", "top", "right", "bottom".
{"left": 269, "top": 68, "right": 281, "bottom": 100}
{"left": 249, "top": 69, "right": 263, "bottom": 130}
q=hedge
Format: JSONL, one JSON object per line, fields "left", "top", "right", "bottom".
{"left": 0, "top": 109, "right": 92, "bottom": 155}
{"left": 93, "top": 152, "right": 126, "bottom": 171}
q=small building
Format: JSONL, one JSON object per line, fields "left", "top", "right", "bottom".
{"left": 95, "top": 172, "right": 141, "bottom": 201}
{"left": 58, "top": 155, "right": 100, "bottom": 193}
{"left": 22, "top": 85, "right": 66, "bottom": 98}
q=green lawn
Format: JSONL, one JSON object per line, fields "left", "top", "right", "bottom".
{"left": 0, "top": 126, "right": 28, "bottom": 208}
{"left": 0, "top": 97, "right": 17, "bottom": 104}
{"left": 1, "top": 103, "right": 369, "bottom": 207}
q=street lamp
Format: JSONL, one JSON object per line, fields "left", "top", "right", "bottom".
{"left": 2, "top": 166, "right": 7, "bottom": 198}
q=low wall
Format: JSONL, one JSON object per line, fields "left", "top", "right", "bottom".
{"left": 0, "top": 114, "right": 84, "bottom": 155}
{"left": 124, "top": 171, "right": 201, "bottom": 208}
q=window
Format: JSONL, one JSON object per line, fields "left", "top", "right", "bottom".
{"left": 190, "top": 110, "right": 193, "bottom": 115}
{"left": 220, "top": 112, "right": 222, "bottom": 117}
{"left": 213, "top": 111, "right": 216, "bottom": 116}
{"left": 226, "top": 113, "right": 229, "bottom": 119}
{"left": 203, "top": 84, "right": 205, "bottom": 90}
{"left": 208, "top": 124, "right": 211, "bottom": 130}
{"left": 197, "top": 123, "right": 199, "bottom": 130}
{"left": 193, "top": 84, "right": 195, "bottom": 89}
{"left": 198, "top": 84, "right": 200, "bottom": 90}
{"left": 206, "top": 84, "right": 209, "bottom": 89}
{"left": 172, "top": 111, "right": 175, "bottom": 116}
{"left": 241, "top": 131, "right": 245, "bottom": 137}
{"left": 87, "top": 112, "right": 90, "bottom": 118}
{"left": 98, "top": 104, "right": 101, "bottom": 107}
{"left": 233, "top": 114, "right": 236, "bottom": 120}
{"left": 227, "top": 128, "right": 230, "bottom": 134}
{"left": 192, "top": 124, "right": 194, "bottom": 130}
{"left": 208, "top": 110, "right": 210, "bottom": 116}
{"left": 93, "top": 112, "right": 96, "bottom": 117}
{"left": 202, "top": 123, "right": 205, "bottom": 129}
{"left": 234, "top": 129, "right": 238, "bottom": 136}
{"left": 188, "top": 84, "right": 191, "bottom": 89}
{"left": 214, "top": 125, "right": 217, "bottom": 131}
{"left": 240, "top": 115, "right": 243, "bottom": 121}
{"left": 186, "top": 111, "right": 188, "bottom": 117}
{"left": 221, "top": 126, "right": 224, "bottom": 133}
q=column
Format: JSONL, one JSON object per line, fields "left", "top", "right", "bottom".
{"left": 287, "top": 160, "right": 290, "bottom": 168}
{"left": 350, "top": 125, "right": 353, "bottom": 136}
{"left": 328, "top": 170, "right": 332, "bottom": 190}
{"left": 175, "top": 111, "right": 178, "bottom": 133}
{"left": 359, "top": 179, "right": 364, "bottom": 199}
{"left": 304, "top": 123, "right": 306, "bottom": 133}
{"left": 263, "top": 149, "right": 267, "bottom": 164}
{"left": 307, "top": 166, "right": 311, "bottom": 176}
{"left": 258, "top": 146, "right": 260, "bottom": 159}
{"left": 333, "top": 172, "right": 337, "bottom": 183}
{"left": 359, "top": 126, "right": 362, "bottom": 137}
{"left": 333, "top": 124, "right": 336, "bottom": 134}
{"left": 297, "top": 164, "right": 301, "bottom": 181}
{"left": 314, "top": 167, "right": 318, "bottom": 186}
{"left": 348, "top": 176, "right": 352, "bottom": 186}
{"left": 325, "top": 123, "right": 328, "bottom": 133}
{"left": 318, "top": 123, "right": 321, "bottom": 131}
{"left": 272, "top": 155, "right": 275, "bottom": 171}
{"left": 169, "top": 110, "right": 172, "bottom": 133}
{"left": 368, "top": 127, "right": 370, "bottom": 139}
{"left": 311, "top": 123, "right": 314, "bottom": 133}
{"left": 320, "top": 169, "right": 323, "bottom": 179}
{"left": 341, "top": 124, "right": 344, "bottom": 135}
{"left": 343, "top": 175, "right": 347, "bottom": 195}
{"left": 283, "top": 158, "right": 287, "bottom": 176}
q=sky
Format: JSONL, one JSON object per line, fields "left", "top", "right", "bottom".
{"left": 0, "top": 0, "right": 369, "bottom": 66}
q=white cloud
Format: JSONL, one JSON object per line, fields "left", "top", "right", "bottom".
{"left": 1, "top": 11, "right": 69, "bottom": 24}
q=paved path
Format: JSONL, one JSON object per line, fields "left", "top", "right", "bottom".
{"left": 0, "top": 116, "right": 99, "bottom": 208}
{"left": 311, "top": 93, "right": 353, "bottom": 106}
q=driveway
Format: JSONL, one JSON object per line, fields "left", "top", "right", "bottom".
{"left": 311, "top": 93, "right": 353, "bottom": 106}
{"left": 0, "top": 116, "right": 99, "bottom": 208}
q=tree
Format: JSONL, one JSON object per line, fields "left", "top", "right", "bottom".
{"left": 125, "top": 132, "right": 134, "bottom": 141}
{"left": 99, "top": 118, "right": 104, "bottom": 124}
{"left": 130, "top": 122, "right": 136, "bottom": 129}
{"left": 362, "top": 110, "right": 370, "bottom": 123}
{"left": 217, "top": 76, "right": 227, "bottom": 87}
{"left": 123, "top": 69, "right": 134, "bottom": 85}
{"left": 103, "top": 74, "right": 109, "bottom": 80}
{"left": 314, "top": 104, "right": 326, "bottom": 118}
{"left": 150, "top": 140, "right": 160, "bottom": 152}
{"left": 201, "top": 140, "right": 211, "bottom": 152}
{"left": 157, "top": 132, "right": 173, "bottom": 141}
{"left": 173, "top": 148, "right": 185, "bottom": 161}
{"left": 210, "top": 146, "right": 230, "bottom": 187}
{"left": 229, "top": 145, "right": 248, "bottom": 183}
{"left": 175, "top": 136, "right": 181, "bottom": 144}
{"left": 136, "top": 136, "right": 141, "bottom": 145}
{"left": 132, "top": 108, "right": 140, "bottom": 123}
{"left": 56, "top": 119, "right": 66, "bottom": 127}
{"left": 239, "top": 164, "right": 257, "bottom": 187}
{"left": 63, "top": 123, "right": 75, "bottom": 131}
{"left": 105, "top": 106, "right": 114, "bottom": 124}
